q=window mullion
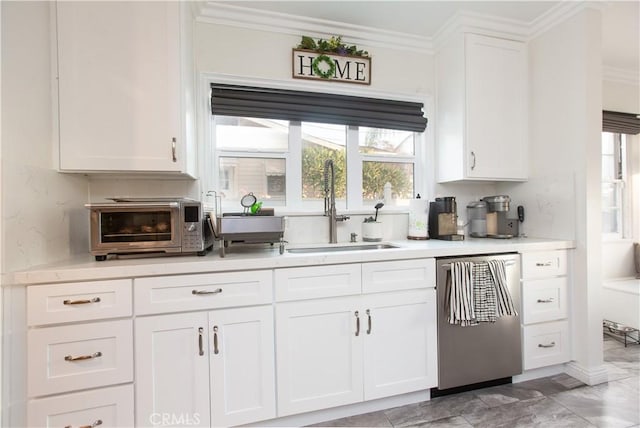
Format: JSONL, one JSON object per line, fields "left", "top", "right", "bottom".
{"left": 288, "top": 122, "right": 302, "bottom": 209}
{"left": 346, "top": 126, "right": 362, "bottom": 209}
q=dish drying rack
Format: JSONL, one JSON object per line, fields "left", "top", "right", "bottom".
{"left": 205, "top": 191, "right": 286, "bottom": 257}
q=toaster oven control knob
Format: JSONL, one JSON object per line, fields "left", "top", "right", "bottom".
{"left": 187, "top": 223, "right": 196, "bottom": 232}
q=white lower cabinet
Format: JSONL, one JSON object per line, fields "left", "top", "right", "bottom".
{"left": 135, "top": 306, "right": 275, "bottom": 427}
{"left": 135, "top": 312, "right": 211, "bottom": 427}
{"left": 276, "top": 289, "right": 437, "bottom": 416}
{"left": 28, "top": 384, "right": 134, "bottom": 428}
{"left": 209, "top": 306, "right": 276, "bottom": 426}
{"left": 276, "top": 296, "right": 363, "bottom": 416}
{"left": 520, "top": 250, "right": 571, "bottom": 370}
{"left": 363, "top": 290, "right": 437, "bottom": 400}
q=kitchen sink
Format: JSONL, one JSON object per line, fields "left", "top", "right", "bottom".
{"left": 287, "top": 243, "right": 399, "bottom": 254}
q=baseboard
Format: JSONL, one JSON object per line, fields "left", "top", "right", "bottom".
{"left": 564, "top": 361, "right": 609, "bottom": 386}
{"left": 512, "top": 364, "right": 566, "bottom": 383}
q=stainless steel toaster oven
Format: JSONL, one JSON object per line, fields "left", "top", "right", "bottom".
{"left": 85, "top": 198, "right": 213, "bottom": 261}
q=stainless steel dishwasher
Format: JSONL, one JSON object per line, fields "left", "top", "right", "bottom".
{"left": 434, "top": 253, "right": 522, "bottom": 395}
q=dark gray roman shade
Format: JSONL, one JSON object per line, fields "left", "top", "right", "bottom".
{"left": 603, "top": 110, "right": 640, "bottom": 135}
{"left": 210, "top": 84, "right": 428, "bottom": 133}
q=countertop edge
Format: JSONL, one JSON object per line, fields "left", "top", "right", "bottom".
{"left": 7, "top": 238, "right": 575, "bottom": 285}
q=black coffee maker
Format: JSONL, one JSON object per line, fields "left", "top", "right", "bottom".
{"left": 428, "top": 197, "right": 464, "bottom": 241}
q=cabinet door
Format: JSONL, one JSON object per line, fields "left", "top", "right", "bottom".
{"left": 276, "top": 296, "right": 363, "bottom": 416}
{"left": 362, "top": 289, "right": 437, "bottom": 400}
{"left": 209, "top": 306, "right": 276, "bottom": 426}
{"left": 135, "top": 313, "right": 210, "bottom": 427}
{"left": 465, "top": 33, "right": 527, "bottom": 180}
{"left": 56, "top": 2, "right": 184, "bottom": 172}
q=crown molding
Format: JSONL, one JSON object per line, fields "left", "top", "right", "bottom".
{"left": 603, "top": 66, "right": 640, "bottom": 86}
{"left": 528, "top": 1, "right": 607, "bottom": 40}
{"left": 433, "top": 10, "right": 530, "bottom": 51}
{"left": 197, "top": 3, "right": 434, "bottom": 55}
{"left": 199, "top": 1, "right": 613, "bottom": 58}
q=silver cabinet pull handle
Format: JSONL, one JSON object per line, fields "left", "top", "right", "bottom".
{"left": 470, "top": 151, "right": 476, "bottom": 170}
{"left": 171, "top": 137, "right": 177, "bottom": 162}
{"left": 63, "top": 297, "right": 100, "bottom": 305}
{"left": 366, "top": 309, "right": 372, "bottom": 335}
{"left": 192, "top": 288, "right": 222, "bottom": 295}
{"left": 213, "top": 326, "right": 220, "bottom": 354}
{"left": 64, "top": 351, "right": 102, "bottom": 362}
{"left": 198, "top": 327, "right": 204, "bottom": 356}
{"left": 536, "top": 262, "right": 553, "bottom": 267}
{"left": 354, "top": 311, "right": 360, "bottom": 337}
{"left": 538, "top": 342, "right": 556, "bottom": 348}
{"left": 65, "top": 420, "right": 103, "bottom": 428}
{"left": 537, "top": 298, "right": 555, "bottom": 303}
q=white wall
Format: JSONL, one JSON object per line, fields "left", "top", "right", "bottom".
{"left": 500, "top": 8, "right": 606, "bottom": 384}
{"left": 1, "top": 1, "right": 88, "bottom": 273}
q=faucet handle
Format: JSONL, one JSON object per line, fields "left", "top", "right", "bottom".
{"left": 336, "top": 215, "right": 350, "bottom": 222}
{"left": 350, "top": 233, "right": 358, "bottom": 243}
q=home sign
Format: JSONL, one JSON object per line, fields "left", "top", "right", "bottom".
{"left": 292, "top": 49, "right": 371, "bottom": 85}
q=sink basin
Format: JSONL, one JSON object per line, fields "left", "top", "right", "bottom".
{"left": 287, "top": 243, "right": 399, "bottom": 254}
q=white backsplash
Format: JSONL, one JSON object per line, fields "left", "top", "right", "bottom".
{"left": 88, "top": 177, "right": 200, "bottom": 202}
{"left": 283, "top": 213, "right": 409, "bottom": 245}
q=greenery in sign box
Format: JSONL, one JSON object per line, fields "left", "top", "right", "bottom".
{"left": 297, "top": 35, "right": 369, "bottom": 57}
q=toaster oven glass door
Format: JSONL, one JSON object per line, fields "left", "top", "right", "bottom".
{"left": 98, "top": 209, "right": 179, "bottom": 248}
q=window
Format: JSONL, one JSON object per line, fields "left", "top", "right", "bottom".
{"left": 213, "top": 116, "right": 420, "bottom": 211}
{"left": 209, "top": 84, "right": 427, "bottom": 212}
{"left": 601, "top": 132, "right": 628, "bottom": 237}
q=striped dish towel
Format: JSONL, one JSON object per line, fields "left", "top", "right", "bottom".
{"left": 487, "top": 259, "right": 518, "bottom": 317}
{"left": 447, "top": 261, "right": 476, "bottom": 326}
{"left": 473, "top": 262, "right": 498, "bottom": 323}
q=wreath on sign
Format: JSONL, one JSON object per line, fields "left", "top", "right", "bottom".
{"left": 312, "top": 55, "right": 336, "bottom": 79}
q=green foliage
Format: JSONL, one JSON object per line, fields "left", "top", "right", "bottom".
{"left": 302, "top": 145, "right": 346, "bottom": 198}
{"left": 362, "top": 162, "right": 412, "bottom": 200}
{"left": 301, "top": 145, "right": 412, "bottom": 201}
{"left": 297, "top": 35, "right": 369, "bottom": 58}
{"left": 298, "top": 36, "right": 317, "bottom": 50}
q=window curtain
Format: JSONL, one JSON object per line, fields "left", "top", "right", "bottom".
{"left": 603, "top": 110, "right": 640, "bottom": 135}
{"left": 211, "top": 84, "right": 428, "bottom": 133}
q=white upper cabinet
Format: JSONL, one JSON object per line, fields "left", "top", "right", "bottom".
{"left": 55, "top": 1, "right": 196, "bottom": 176}
{"left": 436, "top": 33, "right": 528, "bottom": 182}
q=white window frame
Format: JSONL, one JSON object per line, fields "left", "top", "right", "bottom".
{"left": 199, "top": 73, "right": 429, "bottom": 214}
{"left": 602, "top": 132, "right": 630, "bottom": 240}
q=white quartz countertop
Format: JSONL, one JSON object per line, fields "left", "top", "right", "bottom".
{"left": 9, "top": 237, "right": 574, "bottom": 285}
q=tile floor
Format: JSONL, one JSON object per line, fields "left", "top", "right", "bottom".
{"left": 311, "top": 335, "right": 640, "bottom": 427}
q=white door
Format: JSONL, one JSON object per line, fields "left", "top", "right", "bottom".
{"left": 209, "top": 305, "right": 276, "bottom": 426}
{"left": 135, "top": 313, "right": 210, "bottom": 427}
{"left": 275, "top": 296, "right": 363, "bottom": 416}
{"left": 363, "top": 289, "right": 437, "bottom": 400}
{"left": 465, "top": 33, "right": 527, "bottom": 180}
{"left": 56, "top": 1, "right": 182, "bottom": 172}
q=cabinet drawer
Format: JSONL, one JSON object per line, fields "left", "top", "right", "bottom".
{"left": 521, "top": 250, "right": 567, "bottom": 279}
{"left": 275, "top": 264, "right": 361, "bottom": 301}
{"left": 28, "top": 384, "right": 134, "bottom": 428}
{"left": 134, "top": 271, "right": 273, "bottom": 315}
{"left": 362, "top": 259, "right": 435, "bottom": 293}
{"left": 522, "top": 320, "right": 570, "bottom": 370}
{"left": 27, "top": 279, "right": 132, "bottom": 326}
{"left": 522, "top": 277, "right": 568, "bottom": 324}
{"left": 28, "top": 320, "right": 133, "bottom": 397}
